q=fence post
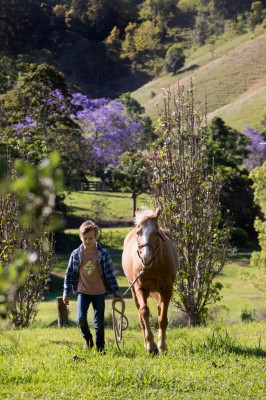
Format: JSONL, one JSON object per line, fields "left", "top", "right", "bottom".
{"left": 57, "top": 296, "right": 69, "bottom": 327}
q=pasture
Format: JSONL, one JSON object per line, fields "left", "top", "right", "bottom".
{"left": 2, "top": 190, "right": 266, "bottom": 399}
{"left": 1, "top": 323, "right": 266, "bottom": 399}
{"left": 132, "top": 27, "right": 266, "bottom": 132}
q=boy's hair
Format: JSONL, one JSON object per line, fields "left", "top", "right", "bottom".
{"left": 79, "top": 220, "right": 99, "bottom": 239}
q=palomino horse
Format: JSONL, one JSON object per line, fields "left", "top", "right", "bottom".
{"left": 122, "top": 207, "right": 178, "bottom": 354}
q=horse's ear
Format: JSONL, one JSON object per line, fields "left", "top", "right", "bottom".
{"left": 155, "top": 207, "right": 161, "bottom": 218}
{"left": 135, "top": 208, "right": 140, "bottom": 216}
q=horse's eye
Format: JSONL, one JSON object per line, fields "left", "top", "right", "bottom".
{"left": 137, "top": 229, "right": 142, "bottom": 236}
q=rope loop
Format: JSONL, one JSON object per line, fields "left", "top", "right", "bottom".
{"left": 112, "top": 298, "right": 128, "bottom": 352}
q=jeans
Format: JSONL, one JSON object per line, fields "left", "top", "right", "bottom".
{"left": 77, "top": 293, "right": 105, "bottom": 351}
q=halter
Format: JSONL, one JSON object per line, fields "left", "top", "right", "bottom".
{"left": 137, "top": 231, "right": 164, "bottom": 268}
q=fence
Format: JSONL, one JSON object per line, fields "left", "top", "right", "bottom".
{"left": 87, "top": 181, "right": 106, "bottom": 191}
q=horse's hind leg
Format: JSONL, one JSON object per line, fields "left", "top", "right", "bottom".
{"left": 132, "top": 286, "right": 158, "bottom": 354}
{"left": 157, "top": 291, "right": 171, "bottom": 352}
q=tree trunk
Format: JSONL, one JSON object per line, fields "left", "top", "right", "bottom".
{"left": 132, "top": 193, "right": 137, "bottom": 217}
{"left": 57, "top": 296, "right": 69, "bottom": 327}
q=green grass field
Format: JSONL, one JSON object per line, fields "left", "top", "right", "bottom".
{"left": 41, "top": 190, "right": 266, "bottom": 327}
{"left": 1, "top": 322, "right": 266, "bottom": 399}
{"left": 63, "top": 191, "right": 153, "bottom": 221}
{"left": 2, "top": 190, "right": 266, "bottom": 399}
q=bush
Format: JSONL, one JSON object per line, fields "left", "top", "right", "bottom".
{"left": 165, "top": 44, "right": 185, "bottom": 74}
{"left": 230, "top": 227, "right": 249, "bottom": 247}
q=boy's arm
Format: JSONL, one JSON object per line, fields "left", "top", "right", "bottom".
{"left": 103, "top": 252, "right": 122, "bottom": 297}
{"left": 63, "top": 253, "right": 74, "bottom": 298}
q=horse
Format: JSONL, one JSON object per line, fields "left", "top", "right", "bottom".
{"left": 122, "top": 207, "right": 178, "bottom": 354}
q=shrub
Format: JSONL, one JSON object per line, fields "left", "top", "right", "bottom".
{"left": 230, "top": 227, "right": 249, "bottom": 248}
{"left": 165, "top": 44, "right": 185, "bottom": 74}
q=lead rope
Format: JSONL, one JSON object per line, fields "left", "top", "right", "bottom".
{"left": 112, "top": 269, "right": 145, "bottom": 352}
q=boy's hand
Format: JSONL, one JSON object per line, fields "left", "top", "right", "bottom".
{"left": 114, "top": 293, "right": 123, "bottom": 299}
{"left": 63, "top": 296, "right": 69, "bottom": 305}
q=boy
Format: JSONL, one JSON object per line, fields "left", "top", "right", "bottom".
{"left": 63, "top": 220, "right": 122, "bottom": 352}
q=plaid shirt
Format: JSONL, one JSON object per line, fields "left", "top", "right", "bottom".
{"left": 63, "top": 242, "right": 121, "bottom": 297}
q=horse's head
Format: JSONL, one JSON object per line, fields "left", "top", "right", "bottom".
{"left": 135, "top": 207, "right": 161, "bottom": 269}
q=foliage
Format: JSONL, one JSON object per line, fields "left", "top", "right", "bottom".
{"left": 112, "top": 151, "right": 150, "bottom": 216}
{"left": 165, "top": 44, "right": 185, "bottom": 74}
{"left": 207, "top": 117, "right": 261, "bottom": 240}
{"left": 243, "top": 125, "right": 266, "bottom": 169}
{"left": 0, "top": 0, "right": 53, "bottom": 53}
{"left": 0, "top": 63, "right": 90, "bottom": 189}
{"left": 207, "top": 117, "right": 249, "bottom": 168}
{"left": 116, "top": 92, "right": 157, "bottom": 150}
{"left": 230, "top": 227, "right": 249, "bottom": 248}
{"left": 0, "top": 0, "right": 265, "bottom": 96}
{"left": 150, "top": 84, "right": 231, "bottom": 326}
{"left": 71, "top": 93, "right": 142, "bottom": 171}
{"left": 249, "top": 161, "right": 266, "bottom": 289}
{"left": 0, "top": 152, "right": 63, "bottom": 326}
{"left": 218, "top": 168, "right": 262, "bottom": 240}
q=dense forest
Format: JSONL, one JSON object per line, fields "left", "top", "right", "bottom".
{"left": 1, "top": 0, "right": 266, "bottom": 97}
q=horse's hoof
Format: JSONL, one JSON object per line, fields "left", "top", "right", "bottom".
{"left": 148, "top": 347, "right": 159, "bottom": 355}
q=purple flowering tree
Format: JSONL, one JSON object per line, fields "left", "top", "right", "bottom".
{"left": 0, "top": 64, "right": 91, "bottom": 189}
{"left": 244, "top": 125, "right": 266, "bottom": 169}
{"left": 70, "top": 93, "right": 142, "bottom": 168}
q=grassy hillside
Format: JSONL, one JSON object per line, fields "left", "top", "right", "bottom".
{"left": 132, "top": 27, "right": 266, "bottom": 132}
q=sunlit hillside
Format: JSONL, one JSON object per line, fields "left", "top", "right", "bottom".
{"left": 132, "top": 28, "right": 266, "bottom": 132}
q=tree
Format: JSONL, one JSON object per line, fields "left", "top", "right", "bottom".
{"left": 105, "top": 26, "right": 122, "bottom": 61}
{"left": 87, "top": 0, "right": 139, "bottom": 40}
{"left": 112, "top": 151, "right": 150, "bottom": 216}
{"left": 249, "top": 161, "right": 266, "bottom": 290}
{"left": 244, "top": 125, "right": 266, "bottom": 169}
{"left": 212, "top": 0, "right": 253, "bottom": 23}
{"left": 116, "top": 92, "right": 157, "bottom": 150}
{"left": 165, "top": 44, "right": 185, "bottom": 74}
{"left": 150, "top": 85, "right": 230, "bottom": 326}
{"left": 207, "top": 117, "right": 249, "bottom": 168}
{"left": 0, "top": 152, "right": 62, "bottom": 327}
{"left": 207, "top": 117, "right": 262, "bottom": 240}
{"left": 0, "top": 0, "right": 52, "bottom": 52}
{"left": 70, "top": 93, "right": 142, "bottom": 171}
{"left": 139, "top": 0, "right": 178, "bottom": 25}
{"left": 0, "top": 64, "right": 90, "bottom": 189}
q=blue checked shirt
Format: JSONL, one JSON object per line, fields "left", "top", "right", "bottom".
{"left": 63, "top": 242, "right": 121, "bottom": 297}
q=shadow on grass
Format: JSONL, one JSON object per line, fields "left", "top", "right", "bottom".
{"left": 226, "top": 344, "right": 266, "bottom": 358}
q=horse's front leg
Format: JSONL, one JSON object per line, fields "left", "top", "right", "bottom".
{"left": 133, "top": 285, "right": 158, "bottom": 354}
{"left": 157, "top": 291, "right": 172, "bottom": 352}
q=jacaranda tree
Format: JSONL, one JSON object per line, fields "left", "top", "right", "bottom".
{"left": 70, "top": 92, "right": 142, "bottom": 172}
{"left": 0, "top": 63, "right": 91, "bottom": 189}
{"left": 244, "top": 125, "right": 266, "bottom": 170}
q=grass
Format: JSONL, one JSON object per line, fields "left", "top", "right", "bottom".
{"left": 132, "top": 27, "right": 266, "bottom": 132}
{"left": 1, "top": 322, "right": 266, "bottom": 399}
{"left": 40, "top": 256, "right": 266, "bottom": 327}
{"left": 44, "top": 190, "right": 266, "bottom": 326}
{"left": 2, "top": 189, "right": 266, "bottom": 398}
{"left": 63, "top": 191, "right": 153, "bottom": 221}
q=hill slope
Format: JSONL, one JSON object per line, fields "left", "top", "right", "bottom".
{"left": 132, "top": 29, "right": 266, "bottom": 132}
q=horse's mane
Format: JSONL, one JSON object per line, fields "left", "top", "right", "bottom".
{"left": 135, "top": 206, "right": 160, "bottom": 226}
